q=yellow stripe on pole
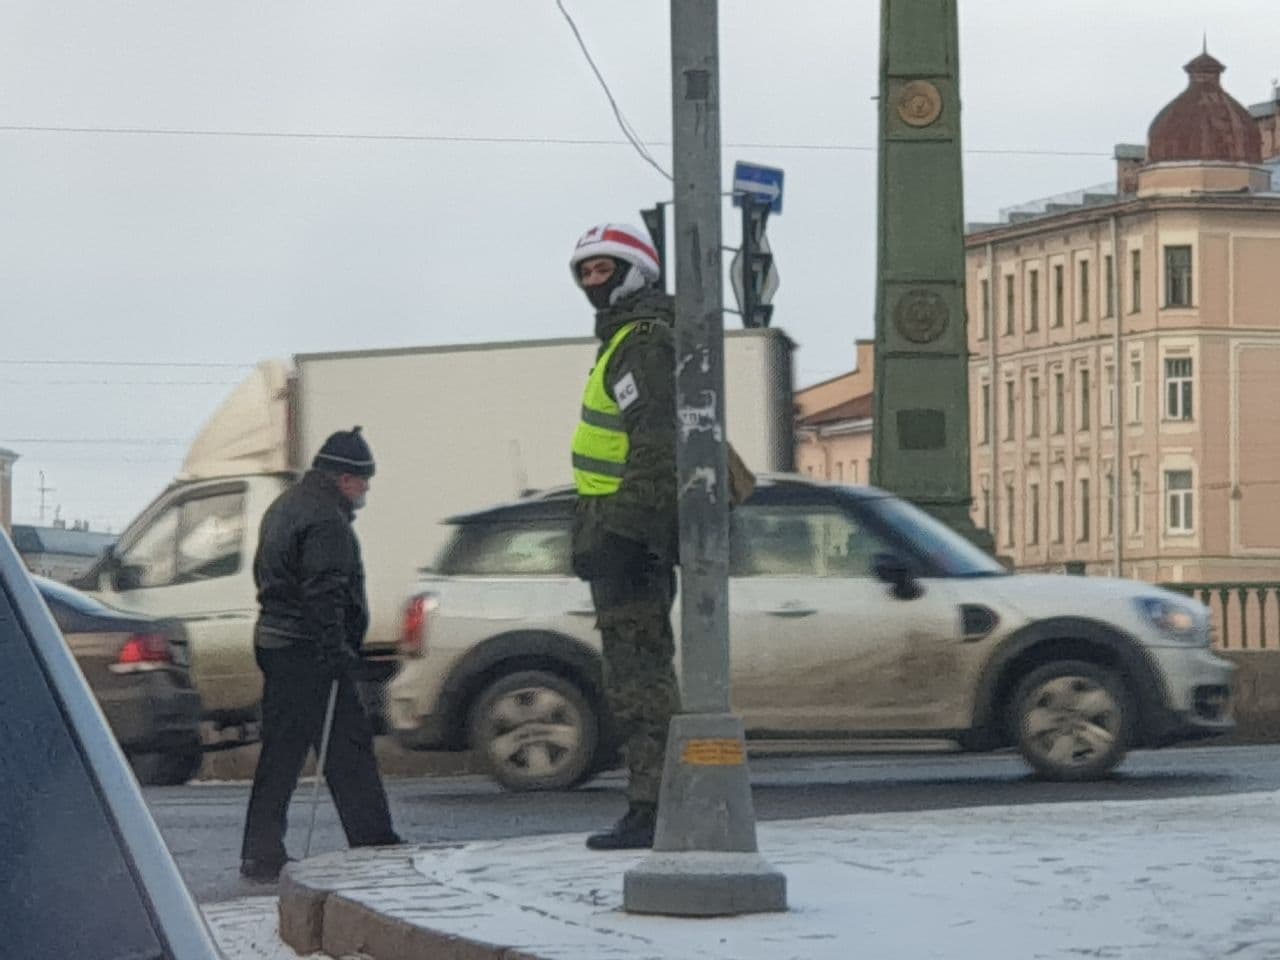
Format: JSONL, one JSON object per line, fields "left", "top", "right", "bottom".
{"left": 680, "top": 738, "right": 745, "bottom": 766}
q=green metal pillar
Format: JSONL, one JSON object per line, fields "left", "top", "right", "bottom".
{"left": 870, "top": 0, "right": 993, "bottom": 552}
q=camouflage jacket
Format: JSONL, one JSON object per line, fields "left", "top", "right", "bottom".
{"left": 572, "top": 287, "right": 678, "bottom": 572}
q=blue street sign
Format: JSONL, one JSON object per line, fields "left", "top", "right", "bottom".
{"left": 732, "top": 161, "right": 784, "bottom": 215}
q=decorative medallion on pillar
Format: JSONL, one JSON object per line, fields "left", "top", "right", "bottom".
{"left": 896, "top": 80, "right": 943, "bottom": 128}
{"left": 893, "top": 289, "right": 950, "bottom": 344}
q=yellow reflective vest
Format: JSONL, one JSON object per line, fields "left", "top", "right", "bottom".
{"left": 572, "top": 322, "right": 637, "bottom": 496}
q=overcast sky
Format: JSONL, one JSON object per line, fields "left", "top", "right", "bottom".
{"left": 1, "top": 1, "right": 1276, "bottom": 532}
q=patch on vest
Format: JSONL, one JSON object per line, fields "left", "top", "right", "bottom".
{"left": 613, "top": 371, "right": 640, "bottom": 411}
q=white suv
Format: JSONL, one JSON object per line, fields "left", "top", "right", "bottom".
{"left": 386, "top": 476, "right": 1234, "bottom": 791}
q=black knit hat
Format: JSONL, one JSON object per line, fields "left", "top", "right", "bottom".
{"left": 313, "top": 426, "right": 376, "bottom": 478}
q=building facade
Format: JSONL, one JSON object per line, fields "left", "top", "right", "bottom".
{"left": 0, "top": 449, "right": 17, "bottom": 534}
{"left": 967, "top": 52, "right": 1280, "bottom": 583}
{"left": 795, "top": 340, "right": 874, "bottom": 484}
{"left": 12, "top": 523, "right": 118, "bottom": 583}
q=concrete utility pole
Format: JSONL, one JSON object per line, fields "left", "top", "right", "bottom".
{"left": 622, "top": 0, "right": 786, "bottom": 917}
{"left": 871, "top": 0, "right": 993, "bottom": 552}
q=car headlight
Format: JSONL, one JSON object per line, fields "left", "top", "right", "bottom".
{"left": 1134, "top": 596, "right": 1206, "bottom": 642}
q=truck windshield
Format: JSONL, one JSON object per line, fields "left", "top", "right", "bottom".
{"left": 856, "top": 493, "right": 1007, "bottom": 578}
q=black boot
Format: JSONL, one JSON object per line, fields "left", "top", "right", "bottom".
{"left": 586, "top": 803, "right": 656, "bottom": 851}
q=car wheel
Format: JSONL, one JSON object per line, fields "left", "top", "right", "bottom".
{"left": 468, "top": 670, "right": 598, "bottom": 792}
{"left": 129, "top": 746, "right": 204, "bottom": 787}
{"left": 1010, "top": 660, "right": 1131, "bottom": 782}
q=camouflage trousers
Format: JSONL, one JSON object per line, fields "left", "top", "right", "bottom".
{"left": 590, "top": 562, "right": 681, "bottom": 806}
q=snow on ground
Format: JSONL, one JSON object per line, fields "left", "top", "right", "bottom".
{"left": 204, "top": 792, "right": 1280, "bottom": 960}
{"left": 202, "top": 897, "right": 322, "bottom": 960}
{"left": 408, "top": 792, "right": 1280, "bottom": 960}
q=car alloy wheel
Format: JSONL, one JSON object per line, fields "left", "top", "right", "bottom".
{"left": 1012, "top": 660, "right": 1130, "bottom": 781}
{"left": 469, "top": 669, "right": 597, "bottom": 792}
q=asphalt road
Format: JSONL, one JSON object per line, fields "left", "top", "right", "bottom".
{"left": 151, "top": 743, "right": 1280, "bottom": 904}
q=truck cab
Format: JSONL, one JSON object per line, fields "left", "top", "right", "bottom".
{"left": 82, "top": 473, "right": 288, "bottom": 725}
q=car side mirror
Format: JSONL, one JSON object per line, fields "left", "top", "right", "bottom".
{"left": 111, "top": 564, "right": 144, "bottom": 592}
{"left": 873, "top": 552, "right": 921, "bottom": 601}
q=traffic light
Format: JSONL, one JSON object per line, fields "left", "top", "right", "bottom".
{"left": 640, "top": 204, "right": 667, "bottom": 292}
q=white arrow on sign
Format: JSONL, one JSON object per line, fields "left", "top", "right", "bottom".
{"left": 729, "top": 233, "right": 780, "bottom": 312}
{"left": 734, "top": 177, "right": 781, "bottom": 202}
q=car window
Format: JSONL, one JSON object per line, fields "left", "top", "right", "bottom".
{"left": 176, "top": 491, "right": 245, "bottom": 581}
{"left": 118, "top": 506, "right": 180, "bottom": 588}
{"left": 854, "top": 492, "right": 1007, "bottom": 577}
{"left": 2, "top": 560, "right": 214, "bottom": 958}
{"left": 733, "top": 505, "right": 888, "bottom": 578}
{"left": 439, "top": 521, "right": 571, "bottom": 576}
{"left": 117, "top": 490, "right": 245, "bottom": 589}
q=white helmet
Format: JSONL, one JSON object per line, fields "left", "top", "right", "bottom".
{"left": 569, "top": 223, "right": 661, "bottom": 306}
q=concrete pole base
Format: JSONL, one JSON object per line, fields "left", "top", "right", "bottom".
{"left": 624, "top": 851, "right": 788, "bottom": 916}
{"left": 622, "top": 712, "right": 787, "bottom": 915}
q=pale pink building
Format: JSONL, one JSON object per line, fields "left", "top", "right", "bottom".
{"left": 966, "top": 52, "right": 1280, "bottom": 584}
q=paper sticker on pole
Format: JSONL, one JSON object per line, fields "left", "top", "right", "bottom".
{"left": 681, "top": 737, "right": 746, "bottom": 766}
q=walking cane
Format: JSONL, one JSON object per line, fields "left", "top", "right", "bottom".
{"left": 304, "top": 679, "right": 340, "bottom": 859}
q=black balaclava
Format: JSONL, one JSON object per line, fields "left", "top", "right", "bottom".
{"left": 581, "top": 257, "right": 631, "bottom": 310}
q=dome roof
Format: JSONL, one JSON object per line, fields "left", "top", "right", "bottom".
{"left": 1147, "top": 51, "right": 1262, "bottom": 164}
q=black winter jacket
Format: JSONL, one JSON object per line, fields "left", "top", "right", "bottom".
{"left": 253, "top": 470, "right": 368, "bottom": 669}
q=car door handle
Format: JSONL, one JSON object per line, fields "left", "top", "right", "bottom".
{"left": 765, "top": 603, "right": 817, "bottom": 618}
{"left": 568, "top": 609, "right": 597, "bottom": 618}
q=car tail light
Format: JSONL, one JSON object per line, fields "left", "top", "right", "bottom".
{"left": 399, "top": 593, "right": 437, "bottom": 657}
{"left": 110, "top": 633, "right": 173, "bottom": 673}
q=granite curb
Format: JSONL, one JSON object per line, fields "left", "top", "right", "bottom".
{"left": 278, "top": 845, "right": 545, "bottom": 960}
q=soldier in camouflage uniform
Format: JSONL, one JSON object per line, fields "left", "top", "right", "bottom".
{"left": 569, "top": 223, "right": 681, "bottom": 850}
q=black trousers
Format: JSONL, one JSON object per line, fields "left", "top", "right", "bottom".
{"left": 240, "top": 645, "right": 397, "bottom": 867}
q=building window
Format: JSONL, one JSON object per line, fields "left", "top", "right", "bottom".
{"left": 1165, "top": 245, "right": 1193, "bottom": 308}
{"left": 1129, "top": 353, "right": 1143, "bottom": 424}
{"left": 1004, "top": 381, "right": 1016, "bottom": 441}
{"left": 1028, "top": 482, "right": 1041, "bottom": 546}
{"left": 1078, "top": 367, "right": 1091, "bottom": 432}
{"left": 1164, "top": 357, "right": 1193, "bottom": 421}
{"left": 835, "top": 461, "right": 844, "bottom": 483}
{"left": 1028, "top": 375, "right": 1041, "bottom": 438}
{"left": 1166, "top": 469, "right": 1194, "bottom": 533}
{"left": 850, "top": 461, "right": 859, "bottom": 484}
{"left": 1004, "top": 275, "right": 1016, "bottom": 336}
{"left": 1053, "top": 371, "right": 1065, "bottom": 434}
{"left": 981, "top": 484, "right": 991, "bottom": 531}
{"left": 1105, "top": 471, "right": 1115, "bottom": 538}
{"left": 1130, "top": 249, "right": 1142, "bottom": 312}
{"left": 1028, "top": 269, "right": 1040, "bottom": 331}
{"left": 980, "top": 382, "right": 991, "bottom": 444}
{"left": 1130, "top": 463, "right": 1143, "bottom": 535}
{"left": 1004, "top": 483, "right": 1015, "bottom": 548}
{"left": 1104, "top": 254, "right": 1114, "bottom": 317}
{"left": 1053, "top": 480, "right": 1065, "bottom": 544}
{"left": 1104, "top": 364, "right": 1116, "bottom": 427}
{"left": 980, "top": 279, "right": 991, "bottom": 340}
{"left": 1078, "top": 478, "right": 1091, "bottom": 542}
{"left": 1053, "top": 265, "right": 1065, "bottom": 327}
{"left": 1079, "top": 260, "right": 1090, "bottom": 323}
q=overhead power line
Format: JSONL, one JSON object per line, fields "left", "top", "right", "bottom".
{"left": 0, "top": 123, "right": 1113, "bottom": 159}
{"left": 1, "top": 437, "right": 187, "bottom": 446}
{"left": 0, "top": 358, "right": 252, "bottom": 368}
{"left": 553, "top": 0, "right": 673, "bottom": 181}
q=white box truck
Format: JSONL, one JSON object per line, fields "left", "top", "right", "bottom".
{"left": 75, "top": 329, "right": 795, "bottom": 742}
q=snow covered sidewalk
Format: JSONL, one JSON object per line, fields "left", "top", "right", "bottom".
{"left": 216, "top": 791, "right": 1280, "bottom": 959}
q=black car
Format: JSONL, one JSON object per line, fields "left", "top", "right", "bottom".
{"left": 35, "top": 575, "right": 204, "bottom": 786}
